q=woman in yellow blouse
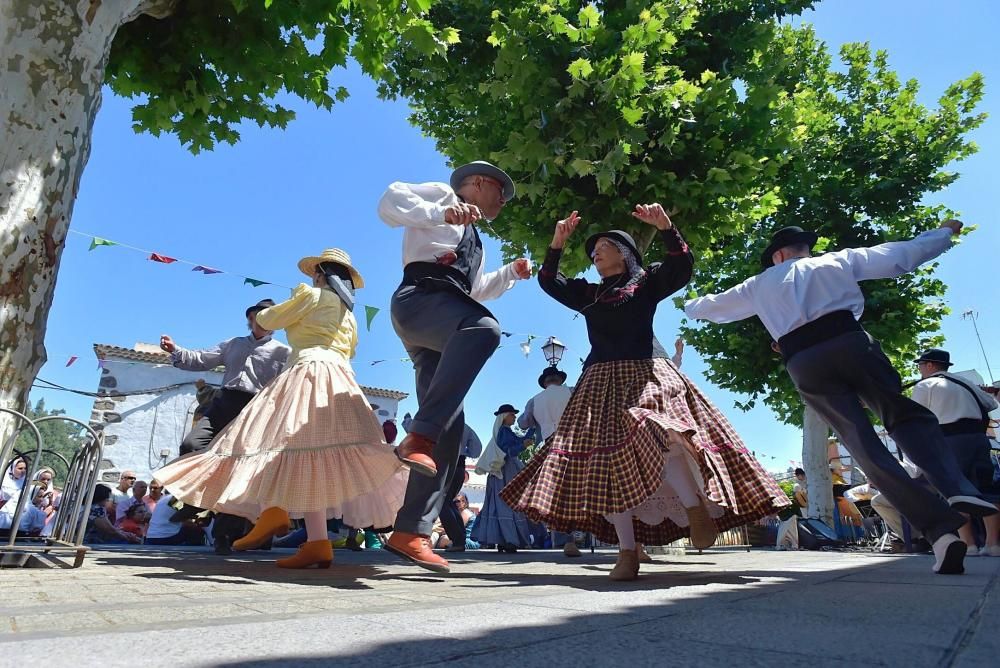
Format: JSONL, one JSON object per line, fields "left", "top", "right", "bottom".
{"left": 155, "top": 249, "right": 407, "bottom": 569}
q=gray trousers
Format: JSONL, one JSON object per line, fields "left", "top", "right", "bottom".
{"left": 391, "top": 285, "right": 501, "bottom": 535}
{"left": 786, "top": 331, "right": 970, "bottom": 543}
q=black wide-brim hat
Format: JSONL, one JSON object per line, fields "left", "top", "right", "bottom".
{"left": 584, "top": 229, "right": 643, "bottom": 266}
{"left": 450, "top": 161, "right": 516, "bottom": 201}
{"left": 494, "top": 403, "right": 519, "bottom": 416}
{"left": 245, "top": 299, "right": 275, "bottom": 318}
{"left": 761, "top": 226, "right": 818, "bottom": 268}
{"left": 915, "top": 348, "right": 953, "bottom": 367}
{"left": 538, "top": 366, "right": 567, "bottom": 389}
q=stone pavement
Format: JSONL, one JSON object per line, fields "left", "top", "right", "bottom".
{"left": 0, "top": 545, "right": 998, "bottom": 667}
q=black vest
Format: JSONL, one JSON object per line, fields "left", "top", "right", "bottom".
{"left": 402, "top": 222, "right": 484, "bottom": 295}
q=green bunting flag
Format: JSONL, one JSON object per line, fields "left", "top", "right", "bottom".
{"left": 364, "top": 305, "right": 379, "bottom": 331}
{"left": 244, "top": 278, "right": 269, "bottom": 288}
{"left": 88, "top": 237, "right": 116, "bottom": 251}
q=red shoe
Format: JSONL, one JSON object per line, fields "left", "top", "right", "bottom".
{"left": 385, "top": 531, "right": 450, "bottom": 573}
{"left": 395, "top": 433, "right": 438, "bottom": 477}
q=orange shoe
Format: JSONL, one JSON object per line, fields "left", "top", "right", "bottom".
{"left": 686, "top": 502, "right": 718, "bottom": 550}
{"left": 385, "top": 531, "right": 450, "bottom": 573}
{"left": 276, "top": 540, "right": 333, "bottom": 569}
{"left": 233, "top": 507, "right": 290, "bottom": 551}
{"left": 395, "top": 433, "right": 438, "bottom": 477}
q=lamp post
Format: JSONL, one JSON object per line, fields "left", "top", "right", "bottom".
{"left": 541, "top": 336, "right": 566, "bottom": 367}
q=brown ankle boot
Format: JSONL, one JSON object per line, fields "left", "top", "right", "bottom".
{"left": 636, "top": 543, "right": 653, "bottom": 563}
{"left": 609, "top": 549, "right": 639, "bottom": 581}
{"left": 233, "top": 507, "right": 290, "bottom": 551}
{"left": 395, "top": 433, "right": 438, "bottom": 477}
{"left": 385, "top": 531, "right": 450, "bottom": 573}
{"left": 276, "top": 540, "right": 333, "bottom": 569}
{"left": 686, "top": 502, "right": 718, "bottom": 550}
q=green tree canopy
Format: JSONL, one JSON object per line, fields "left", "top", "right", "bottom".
{"left": 380, "top": 0, "right": 984, "bottom": 424}
{"left": 108, "top": 0, "right": 459, "bottom": 152}
{"left": 13, "top": 399, "right": 86, "bottom": 485}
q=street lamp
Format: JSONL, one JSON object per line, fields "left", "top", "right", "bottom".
{"left": 542, "top": 336, "right": 566, "bottom": 366}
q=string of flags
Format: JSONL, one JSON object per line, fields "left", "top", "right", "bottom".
{"left": 71, "top": 229, "right": 384, "bottom": 331}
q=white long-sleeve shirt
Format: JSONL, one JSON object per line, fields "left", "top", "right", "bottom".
{"left": 377, "top": 181, "right": 519, "bottom": 302}
{"left": 684, "top": 228, "right": 955, "bottom": 340}
{"left": 912, "top": 373, "right": 999, "bottom": 425}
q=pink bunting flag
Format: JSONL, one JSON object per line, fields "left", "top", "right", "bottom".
{"left": 97, "top": 360, "right": 106, "bottom": 370}
{"left": 66, "top": 356, "right": 78, "bottom": 367}
{"left": 192, "top": 265, "right": 222, "bottom": 275}
{"left": 149, "top": 253, "right": 177, "bottom": 264}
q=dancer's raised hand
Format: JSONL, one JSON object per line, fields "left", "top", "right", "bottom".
{"left": 940, "top": 219, "right": 963, "bottom": 235}
{"left": 159, "top": 335, "right": 176, "bottom": 353}
{"left": 552, "top": 211, "right": 581, "bottom": 249}
{"left": 445, "top": 202, "right": 483, "bottom": 226}
{"left": 632, "top": 203, "right": 673, "bottom": 230}
{"left": 512, "top": 258, "right": 533, "bottom": 279}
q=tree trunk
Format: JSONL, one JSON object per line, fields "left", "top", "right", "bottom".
{"left": 802, "top": 404, "right": 834, "bottom": 527}
{"left": 0, "top": 0, "right": 173, "bottom": 441}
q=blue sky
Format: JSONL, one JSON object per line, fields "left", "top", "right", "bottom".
{"left": 31, "top": 0, "right": 998, "bottom": 472}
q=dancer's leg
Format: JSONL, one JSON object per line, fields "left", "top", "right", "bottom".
{"left": 304, "top": 512, "right": 328, "bottom": 542}
{"left": 605, "top": 511, "right": 636, "bottom": 550}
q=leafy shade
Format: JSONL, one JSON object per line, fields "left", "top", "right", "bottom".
{"left": 381, "top": 0, "right": 984, "bottom": 425}
{"left": 107, "top": 0, "right": 459, "bottom": 152}
{"left": 14, "top": 400, "right": 87, "bottom": 485}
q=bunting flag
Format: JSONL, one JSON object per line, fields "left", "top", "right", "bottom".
{"left": 370, "top": 360, "right": 386, "bottom": 366}
{"left": 243, "top": 278, "right": 269, "bottom": 287}
{"left": 65, "top": 356, "right": 78, "bottom": 367}
{"left": 149, "top": 253, "right": 177, "bottom": 264}
{"left": 501, "top": 331, "right": 513, "bottom": 338}
{"left": 192, "top": 265, "right": 222, "bottom": 275}
{"left": 520, "top": 341, "right": 532, "bottom": 357}
{"left": 88, "top": 237, "right": 117, "bottom": 251}
{"left": 364, "top": 305, "right": 379, "bottom": 332}
{"left": 97, "top": 360, "right": 106, "bottom": 370}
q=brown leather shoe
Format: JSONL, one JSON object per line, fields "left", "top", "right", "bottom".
{"left": 385, "top": 531, "right": 450, "bottom": 573}
{"left": 609, "top": 549, "right": 639, "bottom": 581}
{"left": 395, "top": 433, "right": 438, "bottom": 477}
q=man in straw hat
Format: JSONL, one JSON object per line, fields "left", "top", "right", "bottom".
{"left": 685, "top": 219, "right": 997, "bottom": 575}
{"left": 160, "top": 299, "right": 290, "bottom": 553}
{"left": 377, "top": 160, "right": 531, "bottom": 572}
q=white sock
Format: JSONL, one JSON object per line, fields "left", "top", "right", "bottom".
{"left": 663, "top": 455, "right": 701, "bottom": 508}
{"left": 605, "top": 511, "right": 637, "bottom": 550}
{"left": 304, "top": 511, "right": 327, "bottom": 543}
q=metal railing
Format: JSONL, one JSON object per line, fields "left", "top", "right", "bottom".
{"left": 1, "top": 410, "right": 103, "bottom": 567}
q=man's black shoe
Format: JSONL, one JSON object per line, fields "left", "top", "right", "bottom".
{"left": 214, "top": 537, "right": 233, "bottom": 556}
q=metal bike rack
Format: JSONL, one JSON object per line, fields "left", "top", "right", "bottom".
{"left": 1, "top": 410, "right": 103, "bottom": 567}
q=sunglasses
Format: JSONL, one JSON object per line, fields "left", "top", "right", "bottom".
{"left": 123, "top": 476, "right": 136, "bottom": 481}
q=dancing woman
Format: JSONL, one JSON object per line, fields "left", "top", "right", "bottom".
{"left": 502, "top": 205, "right": 788, "bottom": 580}
{"left": 155, "top": 249, "right": 407, "bottom": 569}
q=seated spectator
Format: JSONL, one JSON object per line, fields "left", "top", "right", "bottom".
{"left": 1, "top": 458, "right": 27, "bottom": 507}
{"left": 115, "top": 480, "right": 147, "bottom": 525}
{"left": 31, "top": 468, "right": 61, "bottom": 536}
{"left": 144, "top": 493, "right": 205, "bottom": 546}
{"left": 84, "top": 485, "right": 141, "bottom": 544}
{"left": 435, "top": 493, "right": 480, "bottom": 552}
{"left": 792, "top": 468, "right": 808, "bottom": 509}
{"left": 119, "top": 503, "right": 150, "bottom": 537}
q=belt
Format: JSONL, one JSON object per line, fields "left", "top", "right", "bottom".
{"left": 402, "top": 262, "right": 473, "bottom": 295}
{"left": 940, "top": 418, "right": 988, "bottom": 436}
{"left": 778, "top": 310, "right": 863, "bottom": 362}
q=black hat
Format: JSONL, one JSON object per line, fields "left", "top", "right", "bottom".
{"left": 538, "top": 366, "right": 568, "bottom": 389}
{"left": 494, "top": 403, "right": 519, "bottom": 416}
{"left": 915, "top": 348, "right": 953, "bottom": 367}
{"left": 761, "top": 226, "right": 818, "bottom": 268}
{"left": 245, "top": 299, "right": 275, "bottom": 318}
{"left": 584, "top": 230, "right": 643, "bottom": 266}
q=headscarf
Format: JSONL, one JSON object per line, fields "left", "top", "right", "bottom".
{"left": 589, "top": 237, "right": 647, "bottom": 306}
{"left": 475, "top": 414, "right": 510, "bottom": 478}
{"left": 1, "top": 459, "right": 27, "bottom": 502}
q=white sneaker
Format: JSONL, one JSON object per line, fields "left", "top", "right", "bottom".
{"left": 932, "top": 534, "right": 967, "bottom": 575}
{"left": 982, "top": 545, "right": 1000, "bottom": 557}
{"left": 966, "top": 545, "right": 983, "bottom": 557}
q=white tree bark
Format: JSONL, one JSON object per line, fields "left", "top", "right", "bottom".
{"left": 0, "top": 0, "right": 174, "bottom": 441}
{"left": 802, "top": 403, "right": 834, "bottom": 527}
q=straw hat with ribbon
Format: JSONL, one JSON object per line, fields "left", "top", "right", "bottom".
{"left": 297, "top": 248, "right": 365, "bottom": 288}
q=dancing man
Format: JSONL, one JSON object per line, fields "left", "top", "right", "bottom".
{"left": 160, "top": 300, "right": 290, "bottom": 554}
{"left": 378, "top": 160, "right": 532, "bottom": 573}
{"left": 685, "top": 220, "right": 996, "bottom": 574}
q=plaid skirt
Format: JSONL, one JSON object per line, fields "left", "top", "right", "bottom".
{"left": 500, "top": 358, "right": 789, "bottom": 545}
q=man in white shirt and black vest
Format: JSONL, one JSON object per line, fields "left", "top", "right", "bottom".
{"left": 685, "top": 220, "right": 996, "bottom": 574}
{"left": 378, "top": 160, "right": 532, "bottom": 573}
{"left": 912, "top": 348, "right": 1000, "bottom": 556}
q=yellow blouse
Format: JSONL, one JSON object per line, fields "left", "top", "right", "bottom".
{"left": 255, "top": 283, "right": 358, "bottom": 365}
